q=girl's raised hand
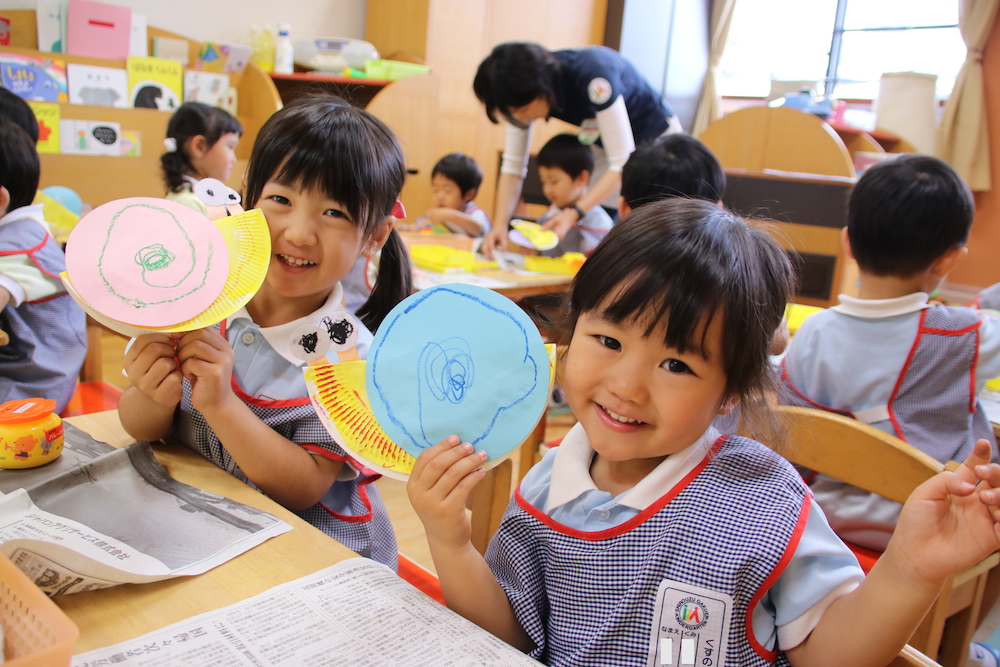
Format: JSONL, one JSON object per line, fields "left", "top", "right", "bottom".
{"left": 123, "top": 333, "right": 183, "bottom": 408}
{"left": 407, "top": 435, "right": 488, "bottom": 551}
{"left": 176, "top": 329, "right": 236, "bottom": 416}
{"left": 885, "top": 439, "right": 1000, "bottom": 586}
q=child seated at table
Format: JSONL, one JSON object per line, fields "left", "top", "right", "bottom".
{"left": 408, "top": 198, "right": 1000, "bottom": 667}
{"left": 779, "top": 154, "right": 1000, "bottom": 552}
{"left": 417, "top": 153, "right": 491, "bottom": 237}
{"left": 0, "top": 116, "right": 87, "bottom": 413}
{"left": 534, "top": 134, "right": 614, "bottom": 257}
{"left": 618, "top": 133, "right": 725, "bottom": 215}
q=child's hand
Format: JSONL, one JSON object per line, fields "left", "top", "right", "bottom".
{"left": 885, "top": 439, "right": 1000, "bottom": 585}
{"left": 407, "top": 435, "right": 488, "bottom": 551}
{"left": 176, "top": 329, "right": 236, "bottom": 416}
{"left": 123, "top": 333, "right": 183, "bottom": 408}
{"left": 540, "top": 207, "right": 579, "bottom": 241}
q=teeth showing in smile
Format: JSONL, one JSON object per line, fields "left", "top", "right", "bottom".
{"left": 279, "top": 254, "right": 315, "bottom": 267}
{"left": 603, "top": 405, "right": 643, "bottom": 425}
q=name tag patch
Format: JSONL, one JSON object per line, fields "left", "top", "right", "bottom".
{"left": 646, "top": 579, "right": 732, "bottom": 667}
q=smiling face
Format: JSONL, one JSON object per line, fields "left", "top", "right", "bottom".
{"left": 538, "top": 165, "right": 588, "bottom": 211}
{"left": 253, "top": 180, "right": 382, "bottom": 319}
{"left": 192, "top": 131, "right": 240, "bottom": 183}
{"left": 563, "top": 307, "right": 733, "bottom": 483}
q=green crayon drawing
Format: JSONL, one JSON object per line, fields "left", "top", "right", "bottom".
{"left": 99, "top": 202, "right": 215, "bottom": 309}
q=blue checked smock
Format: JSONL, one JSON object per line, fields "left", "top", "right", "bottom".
{"left": 171, "top": 285, "right": 397, "bottom": 569}
{"left": 488, "top": 424, "right": 862, "bottom": 667}
{"left": 779, "top": 293, "right": 1000, "bottom": 550}
{"left": 0, "top": 207, "right": 86, "bottom": 413}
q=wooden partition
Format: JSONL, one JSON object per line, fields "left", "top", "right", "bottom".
{"left": 723, "top": 170, "right": 857, "bottom": 307}
{"left": 1, "top": 10, "right": 282, "bottom": 207}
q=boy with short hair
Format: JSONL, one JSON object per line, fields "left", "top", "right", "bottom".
{"left": 535, "top": 133, "right": 613, "bottom": 256}
{"left": 779, "top": 154, "right": 1000, "bottom": 552}
{"left": 420, "top": 153, "right": 491, "bottom": 237}
{"left": 618, "top": 133, "right": 726, "bottom": 216}
{"left": 0, "top": 116, "right": 87, "bottom": 413}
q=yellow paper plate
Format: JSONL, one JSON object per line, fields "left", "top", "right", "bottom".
{"left": 524, "top": 252, "right": 585, "bottom": 275}
{"left": 509, "top": 220, "right": 559, "bottom": 251}
{"left": 62, "top": 208, "right": 271, "bottom": 338}
{"left": 409, "top": 244, "right": 478, "bottom": 273}
{"left": 785, "top": 303, "right": 824, "bottom": 335}
{"left": 305, "top": 344, "right": 557, "bottom": 481}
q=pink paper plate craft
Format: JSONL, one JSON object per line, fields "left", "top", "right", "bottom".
{"left": 65, "top": 198, "right": 229, "bottom": 327}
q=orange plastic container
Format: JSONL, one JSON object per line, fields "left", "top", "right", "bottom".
{"left": 0, "top": 552, "right": 78, "bottom": 666}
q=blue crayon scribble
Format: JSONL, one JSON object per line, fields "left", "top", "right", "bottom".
{"left": 368, "top": 285, "right": 546, "bottom": 458}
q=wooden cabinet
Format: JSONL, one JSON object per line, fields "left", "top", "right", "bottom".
{"left": 0, "top": 10, "right": 282, "bottom": 207}
{"left": 363, "top": 0, "right": 606, "bottom": 222}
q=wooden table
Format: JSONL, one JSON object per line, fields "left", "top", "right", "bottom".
{"left": 57, "top": 411, "right": 357, "bottom": 654}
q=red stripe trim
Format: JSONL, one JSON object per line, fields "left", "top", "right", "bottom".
{"left": 746, "top": 494, "right": 813, "bottom": 661}
{"left": 513, "top": 436, "right": 728, "bottom": 541}
{"left": 25, "top": 292, "right": 73, "bottom": 305}
{"left": 0, "top": 232, "right": 48, "bottom": 256}
{"left": 301, "top": 444, "right": 350, "bottom": 462}
{"left": 970, "top": 327, "right": 981, "bottom": 412}
{"left": 319, "top": 475, "right": 378, "bottom": 523}
{"left": 576, "top": 224, "right": 610, "bottom": 234}
{"left": 230, "top": 375, "right": 311, "bottom": 408}
{"left": 887, "top": 310, "right": 928, "bottom": 442}
{"left": 921, "top": 324, "right": 981, "bottom": 336}
{"left": 780, "top": 362, "right": 853, "bottom": 417}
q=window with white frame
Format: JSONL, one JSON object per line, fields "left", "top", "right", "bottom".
{"left": 719, "top": 0, "right": 966, "bottom": 100}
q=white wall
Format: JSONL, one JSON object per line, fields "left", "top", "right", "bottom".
{"left": 4, "top": 0, "right": 367, "bottom": 45}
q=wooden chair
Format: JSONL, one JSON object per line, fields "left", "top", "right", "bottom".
{"left": 778, "top": 405, "right": 1000, "bottom": 667}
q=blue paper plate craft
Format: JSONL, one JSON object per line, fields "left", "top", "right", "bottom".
{"left": 367, "top": 284, "right": 550, "bottom": 463}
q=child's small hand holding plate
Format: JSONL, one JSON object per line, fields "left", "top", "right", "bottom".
{"left": 508, "top": 220, "right": 559, "bottom": 251}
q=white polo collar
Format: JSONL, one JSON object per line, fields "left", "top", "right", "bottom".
{"left": 832, "top": 292, "right": 930, "bottom": 319}
{"left": 0, "top": 203, "right": 49, "bottom": 232}
{"left": 226, "top": 283, "right": 349, "bottom": 367}
{"left": 547, "top": 422, "right": 720, "bottom": 513}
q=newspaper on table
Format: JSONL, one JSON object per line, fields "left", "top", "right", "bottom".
{"left": 73, "top": 557, "right": 543, "bottom": 667}
{"left": 0, "top": 423, "right": 290, "bottom": 595}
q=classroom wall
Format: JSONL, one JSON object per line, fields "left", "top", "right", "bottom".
{"left": 949, "top": 11, "right": 1000, "bottom": 291}
{"left": 1, "top": 0, "right": 366, "bottom": 45}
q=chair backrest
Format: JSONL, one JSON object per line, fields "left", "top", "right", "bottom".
{"left": 891, "top": 644, "right": 941, "bottom": 666}
{"left": 777, "top": 405, "right": 943, "bottom": 504}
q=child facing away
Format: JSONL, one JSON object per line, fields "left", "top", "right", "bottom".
{"left": 161, "top": 102, "right": 243, "bottom": 216}
{"left": 533, "top": 133, "right": 614, "bottom": 257}
{"left": 120, "top": 96, "right": 413, "bottom": 569}
{"left": 778, "top": 154, "right": 1000, "bottom": 552}
{"left": 0, "top": 117, "right": 87, "bottom": 413}
{"left": 417, "top": 153, "right": 491, "bottom": 237}
{"left": 618, "top": 133, "right": 726, "bottom": 216}
{"left": 407, "top": 198, "right": 1000, "bottom": 667}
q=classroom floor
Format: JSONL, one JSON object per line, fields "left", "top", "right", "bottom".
{"left": 95, "top": 328, "right": 577, "bottom": 576}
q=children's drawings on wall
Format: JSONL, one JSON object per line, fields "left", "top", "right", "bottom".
{"left": 367, "top": 285, "right": 550, "bottom": 462}
{"left": 65, "top": 198, "right": 229, "bottom": 327}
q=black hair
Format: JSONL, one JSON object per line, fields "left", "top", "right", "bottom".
{"left": 537, "top": 133, "right": 593, "bottom": 180}
{"left": 473, "top": 42, "right": 561, "bottom": 128}
{"left": 244, "top": 95, "right": 410, "bottom": 332}
{"left": 0, "top": 116, "right": 41, "bottom": 212}
{"left": 161, "top": 102, "right": 243, "bottom": 194}
{"left": 848, "top": 154, "right": 974, "bottom": 277}
{"left": 0, "top": 89, "right": 39, "bottom": 143}
{"left": 432, "top": 153, "right": 483, "bottom": 196}
{"left": 553, "top": 198, "right": 794, "bottom": 445}
{"left": 621, "top": 134, "right": 725, "bottom": 208}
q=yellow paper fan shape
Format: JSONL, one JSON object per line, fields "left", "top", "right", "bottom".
{"left": 305, "top": 360, "right": 417, "bottom": 480}
{"left": 305, "top": 344, "right": 558, "bottom": 481}
{"left": 62, "top": 207, "right": 271, "bottom": 338}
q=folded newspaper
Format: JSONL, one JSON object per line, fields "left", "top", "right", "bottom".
{"left": 0, "top": 423, "right": 290, "bottom": 595}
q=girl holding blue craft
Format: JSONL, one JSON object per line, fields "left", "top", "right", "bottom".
{"left": 120, "top": 96, "right": 412, "bottom": 568}
{"left": 408, "top": 198, "right": 1000, "bottom": 666}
